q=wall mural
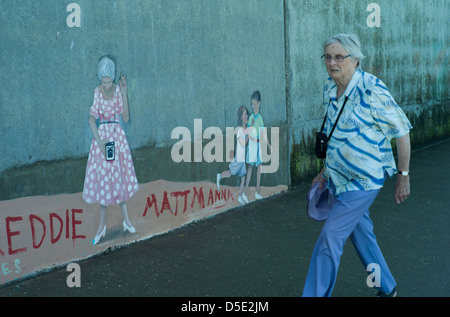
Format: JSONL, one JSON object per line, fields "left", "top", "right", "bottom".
{"left": 0, "top": 4, "right": 287, "bottom": 285}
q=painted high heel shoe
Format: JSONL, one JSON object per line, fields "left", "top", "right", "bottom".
{"left": 123, "top": 220, "right": 136, "bottom": 234}
{"left": 93, "top": 226, "right": 106, "bottom": 245}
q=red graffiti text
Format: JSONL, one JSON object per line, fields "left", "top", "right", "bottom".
{"left": 0, "top": 209, "right": 86, "bottom": 256}
{"left": 143, "top": 186, "right": 235, "bottom": 218}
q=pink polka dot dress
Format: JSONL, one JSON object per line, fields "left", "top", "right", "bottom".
{"left": 83, "top": 85, "right": 139, "bottom": 206}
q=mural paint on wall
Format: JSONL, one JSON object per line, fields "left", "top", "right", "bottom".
{"left": 0, "top": 179, "right": 287, "bottom": 286}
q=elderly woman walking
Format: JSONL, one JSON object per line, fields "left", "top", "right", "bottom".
{"left": 83, "top": 56, "right": 139, "bottom": 245}
{"left": 302, "top": 34, "right": 412, "bottom": 297}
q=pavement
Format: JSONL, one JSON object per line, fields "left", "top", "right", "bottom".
{"left": 0, "top": 139, "right": 449, "bottom": 298}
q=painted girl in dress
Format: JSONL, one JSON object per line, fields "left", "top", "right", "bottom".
{"left": 216, "top": 106, "right": 253, "bottom": 205}
{"left": 82, "top": 56, "right": 139, "bottom": 245}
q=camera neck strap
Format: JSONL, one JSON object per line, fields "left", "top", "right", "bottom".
{"left": 320, "top": 96, "right": 349, "bottom": 141}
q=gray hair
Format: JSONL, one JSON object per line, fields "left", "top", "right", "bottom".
{"left": 97, "top": 56, "right": 116, "bottom": 81}
{"left": 323, "top": 33, "right": 365, "bottom": 69}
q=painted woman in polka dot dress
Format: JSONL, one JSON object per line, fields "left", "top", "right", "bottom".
{"left": 83, "top": 56, "right": 139, "bottom": 245}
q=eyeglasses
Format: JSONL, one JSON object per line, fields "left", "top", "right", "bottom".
{"left": 321, "top": 54, "right": 352, "bottom": 63}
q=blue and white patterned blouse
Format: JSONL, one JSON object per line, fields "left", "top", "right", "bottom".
{"left": 322, "top": 69, "right": 412, "bottom": 195}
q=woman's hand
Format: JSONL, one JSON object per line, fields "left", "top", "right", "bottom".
{"left": 98, "top": 139, "right": 107, "bottom": 159}
{"left": 312, "top": 169, "right": 327, "bottom": 190}
{"left": 395, "top": 175, "right": 410, "bottom": 204}
{"left": 119, "top": 73, "right": 127, "bottom": 93}
{"left": 119, "top": 73, "right": 130, "bottom": 122}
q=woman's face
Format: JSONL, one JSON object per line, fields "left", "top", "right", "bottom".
{"left": 251, "top": 99, "right": 260, "bottom": 115}
{"left": 101, "top": 77, "right": 113, "bottom": 92}
{"left": 241, "top": 109, "right": 248, "bottom": 125}
{"left": 324, "top": 42, "right": 357, "bottom": 84}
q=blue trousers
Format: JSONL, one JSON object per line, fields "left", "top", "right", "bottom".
{"left": 302, "top": 188, "right": 397, "bottom": 297}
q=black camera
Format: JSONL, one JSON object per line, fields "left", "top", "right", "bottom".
{"left": 316, "top": 96, "right": 350, "bottom": 159}
{"left": 315, "top": 132, "right": 328, "bottom": 159}
{"left": 105, "top": 142, "right": 115, "bottom": 161}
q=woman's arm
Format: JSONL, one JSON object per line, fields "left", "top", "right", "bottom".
{"left": 313, "top": 167, "right": 327, "bottom": 190}
{"left": 119, "top": 74, "right": 129, "bottom": 123}
{"left": 394, "top": 133, "right": 411, "bottom": 204}
{"left": 89, "top": 115, "right": 106, "bottom": 158}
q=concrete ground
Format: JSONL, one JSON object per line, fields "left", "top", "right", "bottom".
{"left": 0, "top": 139, "right": 449, "bottom": 298}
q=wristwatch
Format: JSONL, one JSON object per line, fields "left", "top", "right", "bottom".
{"left": 398, "top": 170, "right": 409, "bottom": 176}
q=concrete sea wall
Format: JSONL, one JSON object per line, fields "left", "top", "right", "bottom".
{"left": 286, "top": 0, "right": 449, "bottom": 184}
